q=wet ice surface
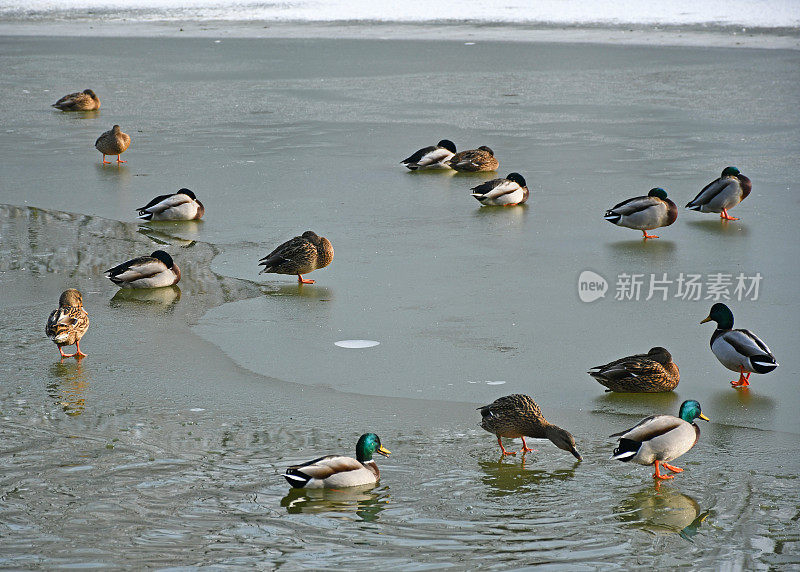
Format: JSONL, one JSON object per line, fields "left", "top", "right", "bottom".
{"left": 0, "top": 36, "right": 799, "bottom": 568}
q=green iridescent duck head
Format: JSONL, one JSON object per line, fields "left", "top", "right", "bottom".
{"left": 701, "top": 303, "right": 734, "bottom": 330}
{"left": 356, "top": 433, "right": 391, "bottom": 462}
{"left": 678, "top": 400, "right": 710, "bottom": 423}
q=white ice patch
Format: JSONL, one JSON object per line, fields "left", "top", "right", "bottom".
{"left": 334, "top": 339, "right": 380, "bottom": 348}
{"left": 485, "top": 381, "right": 506, "bottom": 385}
{"left": 3, "top": 0, "right": 796, "bottom": 28}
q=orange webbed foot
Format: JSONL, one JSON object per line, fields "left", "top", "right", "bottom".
{"left": 497, "top": 437, "right": 516, "bottom": 456}
{"left": 653, "top": 460, "right": 675, "bottom": 480}
{"left": 297, "top": 275, "right": 315, "bottom": 284}
{"left": 663, "top": 463, "right": 683, "bottom": 473}
{"left": 520, "top": 437, "right": 534, "bottom": 454}
{"left": 642, "top": 231, "right": 659, "bottom": 239}
{"left": 731, "top": 366, "right": 750, "bottom": 387}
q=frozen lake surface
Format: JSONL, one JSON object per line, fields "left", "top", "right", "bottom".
{"left": 0, "top": 32, "right": 799, "bottom": 568}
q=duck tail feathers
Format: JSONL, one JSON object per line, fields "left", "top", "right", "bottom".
{"left": 611, "top": 438, "right": 640, "bottom": 462}
{"left": 283, "top": 469, "right": 311, "bottom": 488}
{"left": 750, "top": 357, "right": 778, "bottom": 374}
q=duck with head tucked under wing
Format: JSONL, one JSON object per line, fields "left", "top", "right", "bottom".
{"left": 471, "top": 172, "right": 529, "bottom": 206}
{"left": 258, "top": 231, "right": 333, "bottom": 285}
{"left": 137, "top": 188, "right": 205, "bottom": 221}
{"left": 106, "top": 250, "right": 180, "bottom": 289}
{"left": 611, "top": 400, "right": 709, "bottom": 480}
{"left": 401, "top": 139, "right": 457, "bottom": 170}
{"left": 478, "top": 394, "right": 582, "bottom": 460}
{"left": 686, "top": 166, "right": 751, "bottom": 221}
{"left": 46, "top": 289, "right": 89, "bottom": 359}
{"left": 589, "top": 347, "right": 679, "bottom": 393}
{"left": 283, "top": 433, "right": 391, "bottom": 489}
{"left": 52, "top": 89, "right": 100, "bottom": 111}
{"left": 604, "top": 187, "right": 678, "bottom": 239}
{"left": 446, "top": 145, "right": 499, "bottom": 172}
{"left": 701, "top": 303, "right": 778, "bottom": 388}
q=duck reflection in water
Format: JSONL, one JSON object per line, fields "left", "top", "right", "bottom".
{"left": 265, "top": 284, "right": 334, "bottom": 300}
{"left": 280, "top": 484, "right": 388, "bottom": 522}
{"left": 110, "top": 285, "right": 182, "bottom": 308}
{"left": 48, "top": 361, "right": 89, "bottom": 417}
{"left": 478, "top": 459, "right": 577, "bottom": 498}
{"left": 615, "top": 485, "right": 710, "bottom": 541}
{"left": 138, "top": 222, "right": 201, "bottom": 248}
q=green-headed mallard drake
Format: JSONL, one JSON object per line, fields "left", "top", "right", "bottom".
{"left": 604, "top": 188, "right": 678, "bottom": 239}
{"left": 471, "top": 172, "right": 529, "bottom": 206}
{"left": 46, "top": 289, "right": 89, "bottom": 359}
{"left": 283, "top": 433, "right": 391, "bottom": 489}
{"left": 611, "top": 399, "right": 709, "bottom": 480}
{"left": 701, "top": 303, "right": 778, "bottom": 387}
{"left": 106, "top": 250, "right": 180, "bottom": 288}
{"left": 686, "top": 166, "right": 751, "bottom": 221}
{"left": 258, "top": 231, "right": 333, "bottom": 284}
{"left": 589, "top": 347, "right": 679, "bottom": 393}
{"left": 95, "top": 124, "right": 130, "bottom": 164}
{"left": 137, "top": 188, "right": 205, "bottom": 221}
{"left": 446, "top": 146, "right": 499, "bottom": 172}
{"left": 52, "top": 89, "right": 100, "bottom": 111}
{"left": 478, "top": 394, "right": 582, "bottom": 459}
{"left": 401, "top": 139, "right": 457, "bottom": 170}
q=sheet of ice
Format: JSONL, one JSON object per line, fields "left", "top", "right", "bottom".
{"left": 334, "top": 340, "right": 380, "bottom": 348}
{"left": 2, "top": 0, "right": 798, "bottom": 28}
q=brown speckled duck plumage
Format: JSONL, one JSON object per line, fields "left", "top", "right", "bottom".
{"left": 95, "top": 125, "right": 131, "bottom": 163}
{"left": 446, "top": 145, "right": 499, "bottom": 172}
{"left": 52, "top": 89, "right": 100, "bottom": 111}
{"left": 478, "top": 394, "right": 582, "bottom": 459}
{"left": 588, "top": 347, "right": 680, "bottom": 393}
{"left": 46, "top": 289, "right": 89, "bottom": 359}
{"left": 258, "top": 231, "right": 334, "bottom": 284}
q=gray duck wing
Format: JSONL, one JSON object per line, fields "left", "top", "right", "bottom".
{"left": 610, "top": 414, "right": 682, "bottom": 441}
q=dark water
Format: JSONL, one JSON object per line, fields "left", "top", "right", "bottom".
{"left": 0, "top": 35, "right": 799, "bottom": 568}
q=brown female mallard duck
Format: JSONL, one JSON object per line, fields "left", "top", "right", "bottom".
{"left": 258, "top": 231, "right": 334, "bottom": 284}
{"left": 478, "top": 394, "right": 582, "bottom": 459}
{"left": 283, "top": 433, "right": 391, "bottom": 489}
{"left": 52, "top": 89, "right": 100, "bottom": 111}
{"left": 588, "top": 347, "right": 680, "bottom": 393}
{"left": 46, "top": 289, "right": 89, "bottom": 359}
{"left": 446, "top": 146, "right": 499, "bottom": 172}
{"left": 95, "top": 125, "right": 131, "bottom": 164}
